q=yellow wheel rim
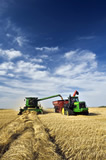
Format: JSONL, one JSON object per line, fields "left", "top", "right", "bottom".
{"left": 62, "top": 108, "right": 64, "bottom": 115}
{"left": 67, "top": 111, "right": 69, "bottom": 116}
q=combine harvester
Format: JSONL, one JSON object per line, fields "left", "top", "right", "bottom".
{"left": 18, "top": 94, "right": 63, "bottom": 115}
{"left": 53, "top": 90, "right": 89, "bottom": 115}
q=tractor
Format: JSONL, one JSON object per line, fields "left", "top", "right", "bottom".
{"left": 18, "top": 94, "right": 63, "bottom": 115}
{"left": 53, "top": 90, "right": 89, "bottom": 115}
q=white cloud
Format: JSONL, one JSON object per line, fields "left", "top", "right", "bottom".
{"left": 39, "top": 55, "right": 48, "bottom": 58}
{"left": 0, "top": 70, "right": 6, "bottom": 75}
{"left": 6, "top": 33, "right": 11, "bottom": 37}
{"left": 0, "top": 62, "right": 14, "bottom": 69}
{"left": 55, "top": 64, "right": 72, "bottom": 76}
{"left": 35, "top": 47, "right": 43, "bottom": 51}
{"left": 0, "top": 48, "right": 106, "bottom": 108}
{"left": 7, "top": 73, "right": 14, "bottom": 77}
{"left": 56, "top": 50, "right": 97, "bottom": 77}
{"left": 0, "top": 48, "right": 22, "bottom": 60}
{"left": 15, "top": 60, "right": 46, "bottom": 73}
{"left": 55, "top": 63, "right": 89, "bottom": 77}
{"left": 64, "top": 49, "right": 97, "bottom": 70}
{"left": 14, "top": 36, "right": 27, "bottom": 47}
{"left": 35, "top": 46, "right": 59, "bottom": 52}
{"left": 30, "top": 58, "right": 43, "bottom": 63}
{"left": 2, "top": 19, "right": 27, "bottom": 48}
{"left": 64, "top": 49, "right": 96, "bottom": 61}
{"left": 64, "top": 50, "right": 79, "bottom": 59}
{"left": 77, "top": 36, "right": 95, "bottom": 40}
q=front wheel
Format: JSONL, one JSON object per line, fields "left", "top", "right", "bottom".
{"left": 68, "top": 109, "right": 75, "bottom": 116}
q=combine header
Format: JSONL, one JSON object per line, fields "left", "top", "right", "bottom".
{"left": 53, "top": 90, "right": 89, "bottom": 115}
{"left": 18, "top": 94, "right": 63, "bottom": 115}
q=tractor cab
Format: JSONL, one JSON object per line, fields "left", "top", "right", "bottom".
{"left": 71, "top": 96, "right": 79, "bottom": 102}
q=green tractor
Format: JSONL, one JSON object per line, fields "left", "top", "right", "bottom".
{"left": 61, "top": 95, "right": 89, "bottom": 115}
{"left": 18, "top": 94, "right": 63, "bottom": 115}
{"left": 62, "top": 91, "right": 89, "bottom": 115}
{"left": 53, "top": 91, "right": 89, "bottom": 115}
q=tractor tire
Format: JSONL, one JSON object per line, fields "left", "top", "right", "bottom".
{"left": 54, "top": 107, "right": 58, "bottom": 113}
{"left": 68, "top": 109, "right": 75, "bottom": 116}
{"left": 66, "top": 110, "right": 69, "bottom": 116}
{"left": 83, "top": 111, "right": 89, "bottom": 115}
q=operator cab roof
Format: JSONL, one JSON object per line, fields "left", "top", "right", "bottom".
{"left": 25, "top": 97, "right": 38, "bottom": 99}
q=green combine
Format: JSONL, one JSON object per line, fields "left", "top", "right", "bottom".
{"left": 18, "top": 94, "right": 63, "bottom": 115}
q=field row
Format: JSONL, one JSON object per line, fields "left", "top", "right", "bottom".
{"left": 0, "top": 108, "right": 106, "bottom": 160}
{"left": 38, "top": 108, "right": 106, "bottom": 160}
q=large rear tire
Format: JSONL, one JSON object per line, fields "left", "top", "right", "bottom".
{"left": 54, "top": 106, "right": 58, "bottom": 113}
{"left": 68, "top": 109, "right": 75, "bottom": 115}
{"left": 66, "top": 110, "right": 69, "bottom": 116}
{"left": 83, "top": 111, "right": 89, "bottom": 115}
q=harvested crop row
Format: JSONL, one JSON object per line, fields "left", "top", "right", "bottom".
{"left": 0, "top": 112, "right": 62, "bottom": 160}
{"left": 38, "top": 108, "right": 106, "bottom": 160}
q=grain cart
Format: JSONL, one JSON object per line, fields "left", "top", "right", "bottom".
{"left": 53, "top": 91, "right": 89, "bottom": 115}
{"left": 18, "top": 94, "right": 63, "bottom": 115}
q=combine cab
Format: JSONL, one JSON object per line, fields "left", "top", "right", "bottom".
{"left": 53, "top": 91, "right": 89, "bottom": 115}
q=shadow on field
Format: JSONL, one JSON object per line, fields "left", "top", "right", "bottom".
{"left": 88, "top": 112, "right": 100, "bottom": 116}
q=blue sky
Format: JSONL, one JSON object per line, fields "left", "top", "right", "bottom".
{"left": 0, "top": 0, "right": 106, "bottom": 108}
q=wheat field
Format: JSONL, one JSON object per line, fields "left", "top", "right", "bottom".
{"left": 0, "top": 108, "right": 106, "bottom": 160}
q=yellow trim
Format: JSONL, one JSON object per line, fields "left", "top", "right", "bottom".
{"left": 28, "top": 108, "right": 36, "bottom": 109}
{"left": 62, "top": 108, "right": 64, "bottom": 115}
{"left": 67, "top": 110, "right": 69, "bottom": 116}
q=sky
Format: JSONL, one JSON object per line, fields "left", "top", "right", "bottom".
{"left": 0, "top": 0, "right": 106, "bottom": 109}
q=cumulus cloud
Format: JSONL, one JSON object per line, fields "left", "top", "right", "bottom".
{"left": 64, "top": 49, "right": 96, "bottom": 61}
{"left": 0, "top": 48, "right": 106, "bottom": 108}
{"left": 53, "top": 49, "right": 106, "bottom": 106}
{"left": 64, "top": 50, "right": 79, "bottom": 59}
{"left": 64, "top": 49, "right": 97, "bottom": 70}
{"left": 17, "top": 60, "right": 45, "bottom": 70}
{"left": 35, "top": 46, "right": 59, "bottom": 52}
{"left": 57, "top": 49, "right": 97, "bottom": 77}
{"left": 0, "top": 62, "right": 14, "bottom": 69}
{"left": 0, "top": 48, "right": 22, "bottom": 60}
